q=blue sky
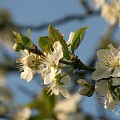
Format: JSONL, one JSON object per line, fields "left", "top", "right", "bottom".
{"left": 0, "top": 0, "right": 120, "bottom": 119}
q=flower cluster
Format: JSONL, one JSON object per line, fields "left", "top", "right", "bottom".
{"left": 92, "top": 44, "right": 120, "bottom": 114}
{"left": 77, "top": 44, "right": 120, "bottom": 114}
{"left": 93, "top": 0, "right": 120, "bottom": 26}
{"left": 13, "top": 25, "right": 120, "bottom": 115}
{"left": 13, "top": 25, "right": 88, "bottom": 99}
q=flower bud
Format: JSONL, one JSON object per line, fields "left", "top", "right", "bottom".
{"left": 77, "top": 79, "right": 88, "bottom": 86}
{"left": 13, "top": 43, "right": 24, "bottom": 51}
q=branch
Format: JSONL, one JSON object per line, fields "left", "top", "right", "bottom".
{"left": 15, "top": 12, "right": 100, "bottom": 31}
{"left": 0, "top": 64, "right": 17, "bottom": 71}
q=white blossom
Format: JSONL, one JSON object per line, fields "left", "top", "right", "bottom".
{"left": 93, "top": 0, "right": 120, "bottom": 26}
{"left": 17, "top": 50, "right": 37, "bottom": 82}
{"left": 95, "top": 80, "right": 119, "bottom": 112}
{"left": 45, "top": 73, "right": 71, "bottom": 99}
{"left": 92, "top": 44, "right": 120, "bottom": 80}
{"left": 41, "top": 41, "right": 63, "bottom": 84}
{"left": 12, "top": 107, "right": 31, "bottom": 120}
{"left": 101, "top": 0, "right": 120, "bottom": 26}
{"left": 54, "top": 94, "right": 85, "bottom": 120}
{"left": 54, "top": 93, "right": 82, "bottom": 113}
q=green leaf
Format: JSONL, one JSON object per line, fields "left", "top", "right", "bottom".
{"left": 48, "top": 25, "right": 71, "bottom": 60}
{"left": 71, "top": 26, "right": 88, "bottom": 53}
{"left": 38, "top": 36, "right": 53, "bottom": 52}
{"left": 13, "top": 31, "right": 33, "bottom": 50}
{"left": 27, "top": 90, "right": 56, "bottom": 118}
{"left": 20, "top": 35, "right": 33, "bottom": 49}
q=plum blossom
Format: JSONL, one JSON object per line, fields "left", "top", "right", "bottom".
{"left": 95, "top": 80, "right": 119, "bottom": 113}
{"left": 16, "top": 50, "right": 37, "bottom": 82}
{"left": 41, "top": 41, "right": 63, "bottom": 84}
{"left": 54, "top": 94, "right": 86, "bottom": 120}
{"left": 45, "top": 72, "right": 71, "bottom": 99}
{"left": 93, "top": 0, "right": 120, "bottom": 26}
{"left": 101, "top": 0, "right": 120, "bottom": 26}
{"left": 12, "top": 106, "right": 31, "bottom": 120}
{"left": 92, "top": 44, "right": 120, "bottom": 80}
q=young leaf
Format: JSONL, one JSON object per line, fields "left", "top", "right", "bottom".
{"left": 38, "top": 36, "right": 53, "bottom": 52}
{"left": 48, "top": 25, "right": 71, "bottom": 60}
{"left": 13, "top": 31, "right": 33, "bottom": 49}
{"left": 71, "top": 26, "right": 88, "bottom": 53}
{"left": 20, "top": 35, "right": 33, "bottom": 49}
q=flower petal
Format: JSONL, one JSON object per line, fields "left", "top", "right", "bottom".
{"left": 112, "top": 78, "right": 120, "bottom": 86}
{"left": 53, "top": 41, "right": 63, "bottom": 65}
{"left": 92, "top": 66, "right": 112, "bottom": 80}
{"left": 112, "top": 66, "right": 120, "bottom": 77}
{"left": 21, "top": 67, "right": 33, "bottom": 82}
{"left": 60, "top": 87, "right": 71, "bottom": 99}
{"left": 104, "top": 93, "right": 118, "bottom": 111}
{"left": 61, "top": 75, "right": 71, "bottom": 85}
{"left": 43, "top": 67, "right": 57, "bottom": 85}
{"left": 95, "top": 80, "right": 109, "bottom": 94}
{"left": 52, "top": 85, "right": 59, "bottom": 95}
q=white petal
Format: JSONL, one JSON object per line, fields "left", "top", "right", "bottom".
{"left": 53, "top": 41, "right": 63, "bottom": 65}
{"left": 92, "top": 66, "right": 112, "bottom": 80}
{"left": 108, "top": 44, "right": 118, "bottom": 56}
{"left": 20, "top": 50, "right": 29, "bottom": 56}
{"left": 61, "top": 75, "right": 71, "bottom": 85}
{"left": 105, "top": 99, "right": 118, "bottom": 111}
{"left": 52, "top": 85, "right": 59, "bottom": 95}
{"left": 21, "top": 67, "right": 33, "bottom": 82}
{"left": 67, "top": 32, "right": 74, "bottom": 45}
{"left": 112, "top": 78, "right": 120, "bottom": 86}
{"left": 95, "top": 80, "right": 109, "bottom": 94}
{"left": 60, "top": 87, "right": 71, "bottom": 99}
{"left": 112, "top": 66, "right": 120, "bottom": 77}
{"left": 43, "top": 67, "right": 57, "bottom": 85}
{"left": 97, "top": 49, "right": 106, "bottom": 61}
{"left": 104, "top": 93, "right": 118, "bottom": 111}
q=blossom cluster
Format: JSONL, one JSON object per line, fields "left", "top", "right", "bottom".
{"left": 13, "top": 25, "right": 120, "bottom": 115}
{"left": 13, "top": 25, "right": 88, "bottom": 99}
{"left": 93, "top": 0, "right": 120, "bottom": 26}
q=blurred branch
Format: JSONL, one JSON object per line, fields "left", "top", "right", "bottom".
{"left": 80, "top": 0, "right": 94, "bottom": 14}
{"left": 15, "top": 12, "right": 100, "bottom": 31}
{"left": 0, "top": 64, "right": 16, "bottom": 71}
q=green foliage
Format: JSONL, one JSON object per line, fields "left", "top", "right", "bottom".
{"left": 38, "top": 36, "right": 53, "bottom": 52}
{"left": 48, "top": 25, "right": 71, "bottom": 60}
{"left": 13, "top": 31, "right": 33, "bottom": 51}
{"left": 71, "top": 26, "right": 88, "bottom": 53}
{"left": 27, "top": 90, "right": 56, "bottom": 119}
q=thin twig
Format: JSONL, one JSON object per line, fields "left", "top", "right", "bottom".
{"left": 15, "top": 12, "right": 99, "bottom": 31}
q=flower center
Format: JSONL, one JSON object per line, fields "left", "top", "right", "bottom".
{"left": 22, "top": 55, "right": 35, "bottom": 67}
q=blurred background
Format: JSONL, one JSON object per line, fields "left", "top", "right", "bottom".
{"left": 0, "top": 0, "right": 120, "bottom": 120}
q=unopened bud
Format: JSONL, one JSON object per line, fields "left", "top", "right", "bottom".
{"left": 13, "top": 43, "right": 20, "bottom": 51}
